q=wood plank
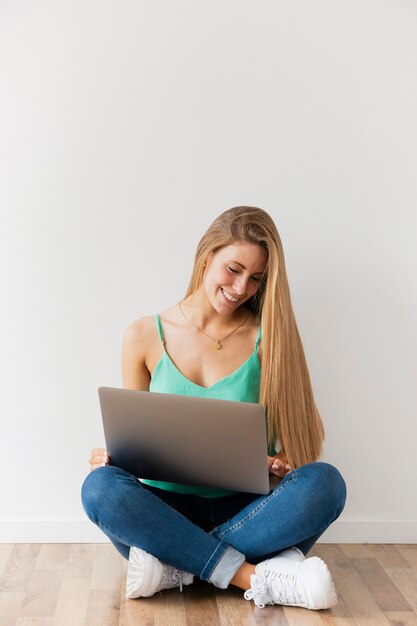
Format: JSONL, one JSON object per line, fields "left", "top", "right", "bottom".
{"left": 90, "top": 544, "right": 124, "bottom": 591}
{"left": 337, "top": 547, "right": 391, "bottom": 625}
{"left": 121, "top": 586, "right": 189, "bottom": 626}
{"left": 15, "top": 618, "right": 55, "bottom": 625}
{"left": 385, "top": 612, "right": 417, "bottom": 626}
{"left": 0, "top": 591, "right": 25, "bottom": 626}
{"left": 153, "top": 589, "right": 187, "bottom": 626}
{"left": 182, "top": 578, "right": 220, "bottom": 625}
{"left": 53, "top": 577, "right": 90, "bottom": 626}
{"left": 35, "top": 544, "right": 70, "bottom": 570}
{"left": 385, "top": 568, "right": 417, "bottom": 615}
{"left": 0, "top": 545, "right": 41, "bottom": 592}
{"left": 0, "top": 545, "right": 14, "bottom": 572}
{"left": 119, "top": 594, "right": 156, "bottom": 626}
{"left": 363, "top": 545, "right": 412, "bottom": 570}
{"left": 398, "top": 545, "right": 417, "bottom": 570}
{"left": 18, "top": 569, "right": 64, "bottom": 617}
{"left": 215, "top": 587, "right": 260, "bottom": 626}
{"left": 119, "top": 573, "right": 156, "bottom": 626}
{"left": 84, "top": 589, "right": 120, "bottom": 626}
{"left": 248, "top": 605, "right": 289, "bottom": 625}
{"left": 350, "top": 558, "right": 412, "bottom": 613}
{"left": 284, "top": 606, "right": 326, "bottom": 625}
{"left": 65, "top": 544, "right": 97, "bottom": 579}
{"left": 339, "top": 544, "right": 373, "bottom": 558}
{"left": 319, "top": 616, "right": 357, "bottom": 626}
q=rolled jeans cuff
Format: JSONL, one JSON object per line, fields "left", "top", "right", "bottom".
{"left": 201, "top": 542, "right": 246, "bottom": 589}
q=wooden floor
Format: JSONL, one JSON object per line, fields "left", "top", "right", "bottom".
{"left": 0, "top": 544, "right": 416, "bottom": 625}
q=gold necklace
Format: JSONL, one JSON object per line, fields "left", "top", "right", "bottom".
{"left": 178, "top": 301, "right": 250, "bottom": 350}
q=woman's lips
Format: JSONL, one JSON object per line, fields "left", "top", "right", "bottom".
{"left": 220, "top": 287, "right": 240, "bottom": 304}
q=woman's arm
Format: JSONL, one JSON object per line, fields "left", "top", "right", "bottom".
{"left": 88, "top": 319, "right": 151, "bottom": 473}
{"left": 121, "top": 318, "right": 151, "bottom": 390}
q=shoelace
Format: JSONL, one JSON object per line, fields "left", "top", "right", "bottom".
{"left": 158, "top": 567, "right": 184, "bottom": 593}
{"left": 244, "top": 575, "right": 271, "bottom": 608}
{"left": 244, "top": 571, "right": 307, "bottom": 608}
{"left": 172, "top": 571, "right": 183, "bottom": 593}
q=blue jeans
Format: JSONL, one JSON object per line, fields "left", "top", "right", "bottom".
{"left": 81, "top": 461, "right": 346, "bottom": 589}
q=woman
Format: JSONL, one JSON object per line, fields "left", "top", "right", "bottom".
{"left": 81, "top": 206, "right": 347, "bottom": 611}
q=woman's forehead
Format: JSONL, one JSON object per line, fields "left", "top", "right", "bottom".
{"left": 215, "top": 242, "right": 268, "bottom": 269}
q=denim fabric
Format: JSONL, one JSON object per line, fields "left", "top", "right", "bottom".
{"left": 81, "top": 461, "right": 346, "bottom": 589}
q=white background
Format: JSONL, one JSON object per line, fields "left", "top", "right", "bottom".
{"left": 1, "top": 0, "right": 416, "bottom": 542}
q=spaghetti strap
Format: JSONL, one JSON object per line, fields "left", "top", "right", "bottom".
{"left": 153, "top": 314, "right": 165, "bottom": 344}
{"left": 255, "top": 325, "right": 262, "bottom": 347}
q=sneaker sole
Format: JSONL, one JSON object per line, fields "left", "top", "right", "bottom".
{"left": 126, "top": 549, "right": 164, "bottom": 598}
{"left": 299, "top": 557, "right": 338, "bottom": 610}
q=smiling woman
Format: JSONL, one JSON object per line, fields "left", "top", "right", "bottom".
{"left": 201, "top": 243, "right": 267, "bottom": 312}
{"left": 81, "top": 206, "right": 346, "bottom": 611}
{"left": 182, "top": 241, "right": 268, "bottom": 327}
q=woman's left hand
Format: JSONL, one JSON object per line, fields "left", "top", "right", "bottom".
{"left": 267, "top": 452, "right": 292, "bottom": 478}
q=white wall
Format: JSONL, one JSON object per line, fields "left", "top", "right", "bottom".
{"left": 1, "top": 0, "right": 416, "bottom": 543}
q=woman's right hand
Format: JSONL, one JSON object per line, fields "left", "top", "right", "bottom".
{"left": 267, "top": 454, "right": 291, "bottom": 478}
{"left": 89, "top": 448, "right": 109, "bottom": 472}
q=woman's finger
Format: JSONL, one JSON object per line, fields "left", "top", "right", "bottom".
{"left": 272, "top": 460, "right": 291, "bottom": 475}
{"left": 89, "top": 455, "right": 109, "bottom": 470}
{"left": 91, "top": 448, "right": 107, "bottom": 457}
{"left": 90, "top": 461, "right": 108, "bottom": 471}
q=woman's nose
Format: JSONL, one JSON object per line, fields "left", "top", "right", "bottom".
{"left": 233, "top": 276, "right": 248, "bottom": 295}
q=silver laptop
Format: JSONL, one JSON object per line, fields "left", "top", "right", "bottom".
{"left": 98, "top": 386, "right": 278, "bottom": 495}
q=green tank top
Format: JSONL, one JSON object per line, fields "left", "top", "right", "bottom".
{"left": 139, "top": 314, "right": 272, "bottom": 497}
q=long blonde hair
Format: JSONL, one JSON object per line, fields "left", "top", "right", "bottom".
{"left": 183, "top": 206, "right": 324, "bottom": 469}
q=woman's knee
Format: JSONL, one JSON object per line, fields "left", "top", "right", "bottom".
{"left": 300, "top": 461, "right": 347, "bottom": 517}
{"left": 81, "top": 465, "right": 146, "bottom": 520}
{"left": 81, "top": 466, "right": 109, "bottom": 520}
{"left": 81, "top": 465, "right": 128, "bottom": 521}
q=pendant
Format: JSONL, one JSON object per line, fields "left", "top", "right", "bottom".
{"left": 215, "top": 340, "right": 222, "bottom": 350}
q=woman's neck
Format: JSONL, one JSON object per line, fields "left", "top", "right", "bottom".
{"left": 179, "top": 290, "right": 249, "bottom": 333}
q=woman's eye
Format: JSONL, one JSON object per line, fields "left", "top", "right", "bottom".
{"left": 228, "top": 266, "right": 261, "bottom": 282}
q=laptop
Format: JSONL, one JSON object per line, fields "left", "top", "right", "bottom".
{"left": 98, "top": 386, "right": 279, "bottom": 495}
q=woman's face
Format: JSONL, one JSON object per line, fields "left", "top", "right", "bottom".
{"left": 203, "top": 242, "right": 268, "bottom": 314}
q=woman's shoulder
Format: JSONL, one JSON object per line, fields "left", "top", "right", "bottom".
{"left": 121, "top": 315, "right": 159, "bottom": 389}
{"left": 123, "top": 314, "right": 159, "bottom": 347}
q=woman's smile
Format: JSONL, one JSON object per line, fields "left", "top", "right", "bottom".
{"left": 220, "top": 287, "right": 241, "bottom": 304}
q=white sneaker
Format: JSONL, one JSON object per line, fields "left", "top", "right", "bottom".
{"left": 244, "top": 555, "right": 338, "bottom": 610}
{"left": 126, "top": 547, "right": 194, "bottom": 599}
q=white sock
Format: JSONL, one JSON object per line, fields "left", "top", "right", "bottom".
{"left": 275, "top": 546, "right": 305, "bottom": 561}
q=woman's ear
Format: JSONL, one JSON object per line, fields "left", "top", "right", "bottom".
{"left": 203, "top": 251, "right": 214, "bottom": 269}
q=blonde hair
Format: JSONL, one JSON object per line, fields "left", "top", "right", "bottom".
{"left": 183, "top": 206, "right": 324, "bottom": 469}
